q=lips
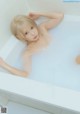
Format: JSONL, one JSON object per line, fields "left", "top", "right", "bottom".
{"left": 34, "top": 35, "right": 37, "bottom": 39}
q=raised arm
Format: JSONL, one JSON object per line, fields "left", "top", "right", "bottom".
{"left": 28, "top": 12, "right": 64, "bottom": 30}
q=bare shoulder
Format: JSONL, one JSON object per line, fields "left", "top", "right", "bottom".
{"left": 39, "top": 24, "right": 47, "bottom": 31}
{"left": 39, "top": 25, "right": 50, "bottom": 38}
{"left": 38, "top": 25, "right": 49, "bottom": 36}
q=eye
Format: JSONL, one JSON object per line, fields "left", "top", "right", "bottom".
{"left": 31, "top": 26, "right": 33, "bottom": 29}
{"left": 25, "top": 32, "right": 28, "bottom": 35}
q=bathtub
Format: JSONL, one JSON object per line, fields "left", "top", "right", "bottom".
{"left": 0, "top": 15, "right": 80, "bottom": 114}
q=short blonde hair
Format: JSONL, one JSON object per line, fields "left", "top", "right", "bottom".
{"left": 10, "top": 15, "right": 39, "bottom": 42}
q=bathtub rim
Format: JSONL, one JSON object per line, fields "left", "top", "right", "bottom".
{"left": 0, "top": 71, "right": 80, "bottom": 114}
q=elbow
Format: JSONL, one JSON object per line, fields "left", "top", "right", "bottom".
{"left": 22, "top": 71, "right": 30, "bottom": 77}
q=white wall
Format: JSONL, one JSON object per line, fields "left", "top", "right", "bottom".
{"left": 0, "top": 0, "right": 29, "bottom": 49}
{"left": 27, "top": 0, "right": 80, "bottom": 15}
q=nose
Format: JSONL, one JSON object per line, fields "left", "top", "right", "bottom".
{"left": 30, "top": 31, "right": 35, "bottom": 36}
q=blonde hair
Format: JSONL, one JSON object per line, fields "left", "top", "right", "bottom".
{"left": 10, "top": 15, "right": 39, "bottom": 42}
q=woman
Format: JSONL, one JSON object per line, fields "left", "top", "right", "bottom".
{"left": 0, "top": 12, "right": 64, "bottom": 77}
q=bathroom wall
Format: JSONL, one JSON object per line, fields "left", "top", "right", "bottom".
{"left": 27, "top": 0, "right": 80, "bottom": 15}
{"left": 0, "top": 0, "right": 29, "bottom": 49}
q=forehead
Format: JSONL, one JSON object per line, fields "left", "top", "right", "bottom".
{"left": 21, "top": 22, "right": 32, "bottom": 33}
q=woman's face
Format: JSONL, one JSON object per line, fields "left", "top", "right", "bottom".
{"left": 22, "top": 24, "right": 39, "bottom": 42}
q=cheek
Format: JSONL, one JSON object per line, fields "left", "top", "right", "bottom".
{"left": 25, "top": 35, "right": 32, "bottom": 41}
{"left": 35, "top": 29, "right": 38, "bottom": 35}
{"left": 25, "top": 34, "right": 30, "bottom": 38}
{"left": 25, "top": 35, "right": 29, "bottom": 40}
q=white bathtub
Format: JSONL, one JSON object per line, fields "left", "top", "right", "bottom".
{"left": 0, "top": 15, "right": 80, "bottom": 114}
